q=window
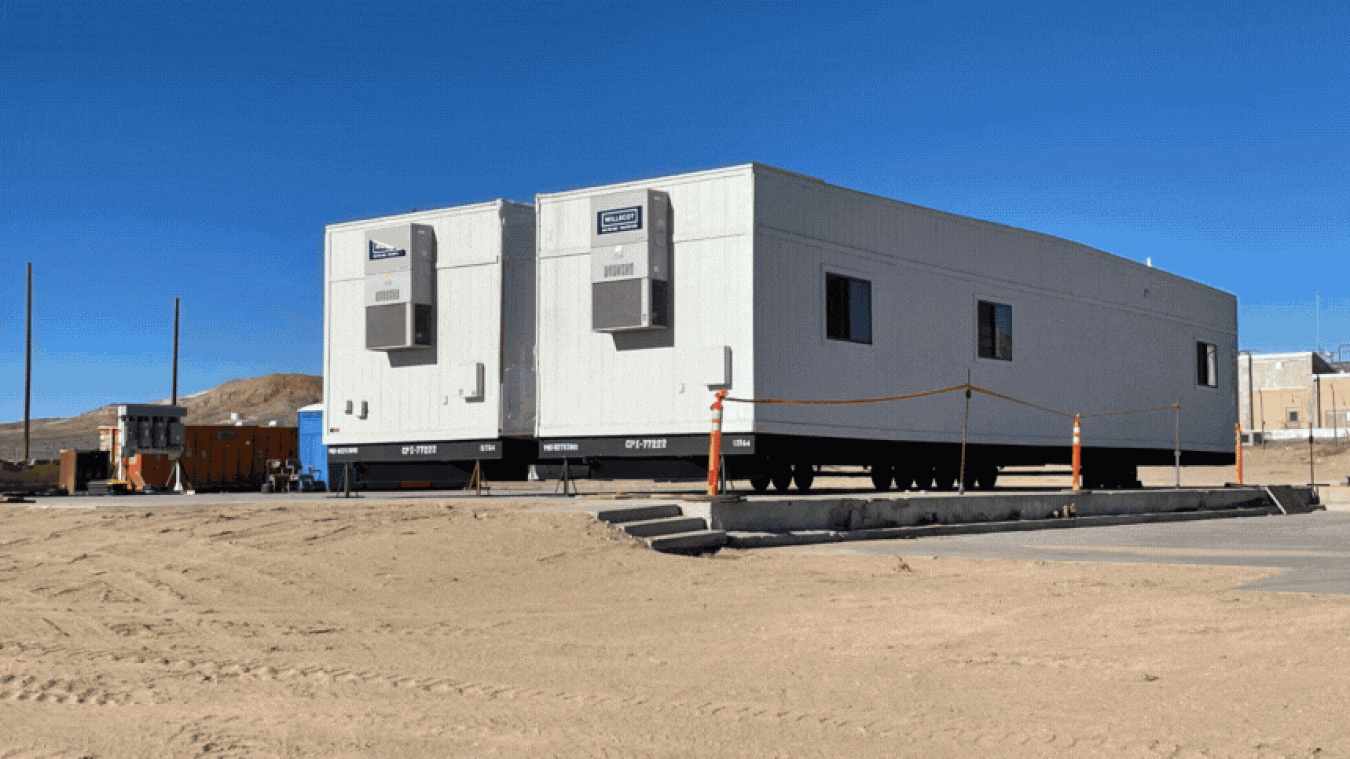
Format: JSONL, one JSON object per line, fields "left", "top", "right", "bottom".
{"left": 826, "top": 274, "right": 872, "bottom": 344}
{"left": 1196, "top": 341, "right": 1217, "bottom": 387}
{"left": 977, "top": 301, "right": 1012, "bottom": 361}
{"left": 1287, "top": 408, "right": 1299, "bottom": 423}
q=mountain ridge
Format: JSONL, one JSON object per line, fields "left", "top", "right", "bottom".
{"left": 0, "top": 374, "right": 322, "bottom": 461}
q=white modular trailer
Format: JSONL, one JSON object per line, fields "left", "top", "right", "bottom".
{"left": 324, "top": 200, "right": 537, "bottom": 485}
{"left": 535, "top": 164, "right": 1237, "bottom": 489}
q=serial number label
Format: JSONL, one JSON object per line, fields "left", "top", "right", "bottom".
{"left": 402, "top": 445, "right": 437, "bottom": 455}
{"left": 732, "top": 439, "right": 752, "bottom": 447}
{"left": 625, "top": 438, "right": 667, "bottom": 450}
{"left": 480, "top": 444, "right": 496, "bottom": 452}
{"left": 543, "top": 443, "right": 579, "bottom": 453}
{"left": 330, "top": 447, "right": 358, "bottom": 455}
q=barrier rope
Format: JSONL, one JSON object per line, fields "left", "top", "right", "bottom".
{"left": 1081, "top": 403, "right": 1179, "bottom": 419}
{"left": 965, "top": 385, "right": 1074, "bottom": 418}
{"left": 723, "top": 382, "right": 1178, "bottom": 420}
{"left": 722, "top": 384, "right": 968, "bottom": 406}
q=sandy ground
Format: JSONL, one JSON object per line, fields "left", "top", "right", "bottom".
{"left": 2, "top": 446, "right": 1349, "bottom": 757}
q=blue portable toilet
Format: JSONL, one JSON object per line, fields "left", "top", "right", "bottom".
{"left": 297, "top": 403, "right": 330, "bottom": 489}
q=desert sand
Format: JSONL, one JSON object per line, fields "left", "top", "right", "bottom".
{"left": 2, "top": 445, "right": 1349, "bottom": 757}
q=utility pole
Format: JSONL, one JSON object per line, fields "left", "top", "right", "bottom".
{"left": 24, "top": 263, "right": 32, "bottom": 463}
{"left": 171, "top": 298, "right": 180, "bottom": 406}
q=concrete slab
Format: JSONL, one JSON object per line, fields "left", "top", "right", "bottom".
{"left": 648, "top": 529, "right": 727, "bottom": 552}
{"left": 710, "top": 487, "right": 1309, "bottom": 533}
{"left": 619, "top": 516, "right": 708, "bottom": 538}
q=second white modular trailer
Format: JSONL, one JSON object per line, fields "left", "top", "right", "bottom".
{"left": 535, "top": 164, "right": 1237, "bottom": 491}
{"left": 323, "top": 200, "right": 536, "bottom": 486}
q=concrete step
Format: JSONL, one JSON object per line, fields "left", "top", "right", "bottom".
{"left": 595, "top": 504, "right": 684, "bottom": 524}
{"left": 647, "top": 529, "right": 728, "bottom": 553}
{"left": 620, "top": 516, "right": 708, "bottom": 538}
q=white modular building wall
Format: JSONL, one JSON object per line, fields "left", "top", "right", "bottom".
{"left": 324, "top": 200, "right": 536, "bottom": 459}
{"left": 535, "top": 166, "right": 759, "bottom": 444}
{"left": 536, "top": 164, "right": 1237, "bottom": 460}
{"left": 750, "top": 166, "right": 1237, "bottom": 456}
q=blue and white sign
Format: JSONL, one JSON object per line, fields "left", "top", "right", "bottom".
{"left": 368, "top": 241, "right": 407, "bottom": 260}
{"left": 598, "top": 206, "right": 642, "bottom": 234}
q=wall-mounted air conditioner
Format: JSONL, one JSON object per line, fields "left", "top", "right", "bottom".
{"left": 364, "top": 223, "right": 435, "bottom": 350}
{"left": 589, "top": 189, "right": 670, "bottom": 332}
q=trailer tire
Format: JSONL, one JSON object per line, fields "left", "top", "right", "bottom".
{"left": 893, "top": 464, "right": 916, "bottom": 491}
{"left": 771, "top": 464, "right": 793, "bottom": 492}
{"left": 913, "top": 466, "right": 935, "bottom": 491}
{"left": 793, "top": 464, "right": 815, "bottom": 493}
{"left": 870, "top": 464, "right": 894, "bottom": 492}
{"left": 974, "top": 464, "right": 998, "bottom": 490}
{"left": 932, "top": 464, "right": 957, "bottom": 491}
{"left": 749, "top": 474, "right": 771, "bottom": 493}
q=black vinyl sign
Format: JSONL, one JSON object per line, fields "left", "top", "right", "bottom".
{"left": 598, "top": 206, "right": 642, "bottom": 234}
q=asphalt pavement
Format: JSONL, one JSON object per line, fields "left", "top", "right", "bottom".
{"left": 779, "top": 511, "right": 1350, "bottom": 595}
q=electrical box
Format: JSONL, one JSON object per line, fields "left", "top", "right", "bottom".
{"left": 590, "top": 189, "right": 670, "bottom": 332}
{"left": 116, "top": 404, "right": 186, "bottom": 458}
{"left": 365, "top": 223, "right": 436, "bottom": 350}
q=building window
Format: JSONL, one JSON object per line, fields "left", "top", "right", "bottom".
{"left": 1287, "top": 408, "right": 1299, "bottom": 423}
{"left": 977, "top": 301, "right": 1012, "bottom": 361}
{"left": 826, "top": 274, "right": 872, "bottom": 344}
{"left": 1196, "top": 341, "right": 1217, "bottom": 387}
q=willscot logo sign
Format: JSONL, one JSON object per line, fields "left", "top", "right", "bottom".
{"left": 597, "top": 206, "right": 642, "bottom": 234}
{"left": 368, "top": 241, "right": 407, "bottom": 260}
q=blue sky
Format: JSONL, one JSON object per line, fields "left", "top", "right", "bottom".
{"left": 2, "top": 0, "right": 1347, "bottom": 421}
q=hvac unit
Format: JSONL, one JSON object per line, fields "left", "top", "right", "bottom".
{"left": 365, "top": 223, "right": 436, "bottom": 350}
{"left": 590, "top": 189, "right": 670, "bottom": 332}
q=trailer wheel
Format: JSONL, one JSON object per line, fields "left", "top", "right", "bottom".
{"left": 912, "top": 465, "right": 935, "bottom": 491}
{"left": 1082, "top": 468, "right": 1104, "bottom": 490}
{"left": 792, "top": 464, "right": 815, "bottom": 492}
{"left": 932, "top": 464, "right": 957, "bottom": 491}
{"left": 893, "top": 464, "right": 916, "bottom": 491}
{"left": 974, "top": 464, "right": 998, "bottom": 490}
{"left": 749, "top": 474, "right": 771, "bottom": 493}
{"left": 870, "top": 464, "right": 894, "bottom": 492}
{"left": 771, "top": 464, "right": 793, "bottom": 492}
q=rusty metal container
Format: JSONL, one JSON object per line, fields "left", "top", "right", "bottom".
{"left": 178, "top": 425, "right": 298, "bottom": 491}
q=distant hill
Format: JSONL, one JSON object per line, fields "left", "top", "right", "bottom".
{"left": 0, "top": 374, "right": 322, "bottom": 461}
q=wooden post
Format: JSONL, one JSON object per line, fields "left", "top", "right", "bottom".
{"left": 469, "top": 460, "right": 484, "bottom": 496}
{"left": 707, "top": 390, "right": 728, "bottom": 496}
{"left": 1235, "top": 422, "right": 1243, "bottom": 485}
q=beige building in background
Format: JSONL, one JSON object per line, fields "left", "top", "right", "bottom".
{"left": 1238, "top": 351, "right": 1350, "bottom": 437}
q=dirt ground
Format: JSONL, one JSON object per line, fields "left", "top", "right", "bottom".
{"left": 2, "top": 446, "right": 1349, "bottom": 758}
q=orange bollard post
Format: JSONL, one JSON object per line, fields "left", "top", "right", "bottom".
{"left": 1071, "top": 414, "right": 1082, "bottom": 492}
{"left": 707, "top": 390, "right": 728, "bottom": 496}
{"left": 1236, "top": 422, "right": 1243, "bottom": 485}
